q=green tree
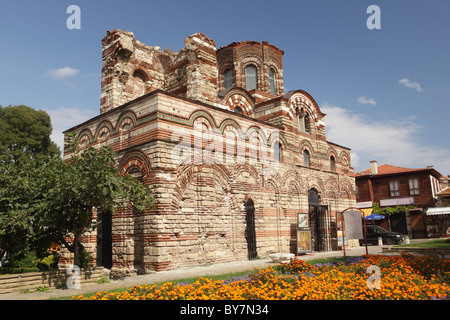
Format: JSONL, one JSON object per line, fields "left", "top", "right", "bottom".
{"left": 35, "top": 134, "right": 154, "bottom": 267}
{"left": 0, "top": 104, "right": 60, "bottom": 263}
{"left": 0, "top": 160, "right": 44, "bottom": 261}
{"left": 0, "top": 105, "right": 60, "bottom": 165}
{"left": 0, "top": 133, "right": 154, "bottom": 268}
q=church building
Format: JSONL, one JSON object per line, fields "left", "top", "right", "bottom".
{"left": 64, "top": 30, "right": 356, "bottom": 276}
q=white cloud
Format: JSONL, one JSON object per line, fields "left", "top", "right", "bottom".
{"left": 398, "top": 78, "right": 423, "bottom": 92}
{"left": 322, "top": 104, "right": 450, "bottom": 175}
{"left": 45, "top": 67, "right": 80, "bottom": 80}
{"left": 45, "top": 107, "right": 97, "bottom": 153}
{"left": 357, "top": 96, "right": 376, "bottom": 106}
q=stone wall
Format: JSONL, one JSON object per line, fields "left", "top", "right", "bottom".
{"left": 64, "top": 89, "right": 355, "bottom": 274}
{"left": 0, "top": 267, "right": 105, "bottom": 295}
{"left": 63, "top": 31, "right": 357, "bottom": 275}
{"left": 100, "top": 30, "right": 219, "bottom": 114}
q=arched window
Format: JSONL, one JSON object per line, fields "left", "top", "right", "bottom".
{"left": 304, "top": 114, "right": 311, "bottom": 133}
{"left": 234, "top": 106, "right": 243, "bottom": 114}
{"left": 303, "top": 149, "right": 310, "bottom": 167}
{"left": 224, "top": 69, "right": 232, "bottom": 90}
{"left": 297, "top": 108, "right": 310, "bottom": 133}
{"left": 269, "top": 69, "right": 276, "bottom": 95}
{"left": 298, "top": 114, "right": 306, "bottom": 132}
{"left": 273, "top": 141, "right": 282, "bottom": 162}
{"left": 330, "top": 156, "right": 336, "bottom": 172}
{"left": 132, "top": 69, "right": 147, "bottom": 97}
{"left": 308, "top": 188, "right": 319, "bottom": 206}
{"left": 245, "top": 65, "right": 257, "bottom": 91}
{"left": 128, "top": 167, "right": 144, "bottom": 183}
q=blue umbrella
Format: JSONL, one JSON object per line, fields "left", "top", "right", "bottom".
{"left": 365, "top": 213, "right": 385, "bottom": 220}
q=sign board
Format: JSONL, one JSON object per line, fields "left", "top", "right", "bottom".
{"left": 356, "top": 201, "right": 373, "bottom": 208}
{"left": 343, "top": 210, "right": 363, "bottom": 239}
{"left": 380, "top": 197, "right": 414, "bottom": 207}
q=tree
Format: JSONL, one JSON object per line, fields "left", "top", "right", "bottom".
{"left": 37, "top": 134, "right": 154, "bottom": 267}
{"left": 0, "top": 105, "right": 60, "bottom": 263}
{"left": 0, "top": 105, "right": 60, "bottom": 165}
{"left": 0, "top": 160, "right": 44, "bottom": 261}
{"left": 0, "top": 133, "right": 154, "bottom": 268}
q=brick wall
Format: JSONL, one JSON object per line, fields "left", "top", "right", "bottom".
{"left": 63, "top": 31, "right": 356, "bottom": 275}
{"left": 64, "top": 89, "right": 355, "bottom": 274}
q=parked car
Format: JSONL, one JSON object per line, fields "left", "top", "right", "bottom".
{"left": 359, "top": 225, "right": 405, "bottom": 246}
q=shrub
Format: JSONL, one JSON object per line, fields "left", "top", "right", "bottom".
{"left": 3, "top": 251, "right": 38, "bottom": 269}
{"left": 36, "top": 253, "right": 59, "bottom": 271}
{"left": 0, "top": 267, "right": 40, "bottom": 274}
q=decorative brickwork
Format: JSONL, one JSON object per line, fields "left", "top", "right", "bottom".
{"left": 64, "top": 31, "right": 356, "bottom": 276}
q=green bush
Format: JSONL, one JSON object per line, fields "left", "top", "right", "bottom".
{"left": 1, "top": 251, "right": 39, "bottom": 269}
{"left": 36, "top": 253, "right": 59, "bottom": 271}
{"left": 0, "top": 267, "right": 40, "bottom": 274}
{"left": 0, "top": 250, "right": 59, "bottom": 273}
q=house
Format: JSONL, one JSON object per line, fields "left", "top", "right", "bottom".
{"left": 355, "top": 160, "right": 448, "bottom": 238}
{"left": 63, "top": 30, "right": 357, "bottom": 276}
{"left": 426, "top": 187, "right": 450, "bottom": 237}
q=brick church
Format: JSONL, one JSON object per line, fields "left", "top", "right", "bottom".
{"left": 64, "top": 30, "right": 357, "bottom": 275}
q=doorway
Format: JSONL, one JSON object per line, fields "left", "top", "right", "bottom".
{"left": 308, "top": 189, "right": 331, "bottom": 251}
{"left": 96, "top": 211, "right": 112, "bottom": 269}
{"left": 245, "top": 199, "right": 257, "bottom": 260}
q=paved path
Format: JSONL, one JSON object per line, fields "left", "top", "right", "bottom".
{"left": 0, "top": 245, "right": 384, "bottom": 300}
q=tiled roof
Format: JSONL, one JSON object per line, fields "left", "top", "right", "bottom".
{"left": 356, "top": 164, "right": 445, "bottom": 178}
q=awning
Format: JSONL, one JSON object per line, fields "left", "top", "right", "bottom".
{"left": 365, "top": 213, "right": 385, "bottom": 220}
{"left": 426, "top": 207, "right": 450, "bottom": 216}
{"left": 360, "top": 208, "right": 373, "bottom": 217}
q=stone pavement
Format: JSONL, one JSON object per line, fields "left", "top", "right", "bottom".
{"left": 0, "top": 245, "right": 384, "bottom": 300}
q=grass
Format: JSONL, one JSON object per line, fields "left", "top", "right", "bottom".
{"left": 395, "top": 239, "right": 450, "bottom": 248}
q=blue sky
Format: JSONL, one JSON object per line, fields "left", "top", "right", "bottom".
{"left": 1, "top": 0, "right": 449, "bottom": 176}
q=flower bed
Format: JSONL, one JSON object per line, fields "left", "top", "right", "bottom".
{"left": 72, "top": 253, "right": 449, "bottom": 300}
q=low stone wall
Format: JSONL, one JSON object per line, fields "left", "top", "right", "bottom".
{"left": 0, "top": 267, "right": 105, "bottom": 295}
{"left": 381, "top": 246, "right": 450, "bottom": 257}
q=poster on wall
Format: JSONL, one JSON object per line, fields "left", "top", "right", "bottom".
{"left": 297, "top": 229, "right": 312, "bottom": 253}
{"left": 337, "top": 230, "right": 348, "bottom": 247}
{"left": 297, "top": 213, "right": 309, "bottom": 228}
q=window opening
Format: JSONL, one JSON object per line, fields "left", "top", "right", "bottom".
{"left": 245, "top": 65, "right": 257, "bottom": 91}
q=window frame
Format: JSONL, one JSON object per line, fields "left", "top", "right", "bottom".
{"left": 409, "top": 178, "right": 420, "bottom": 195}
{"left": 273, "top": 141, "right": 282, "bottom": 162}
{"left": 330, "top": 156, "right": 336, "bottom": 172}
{"left": 303, "top": 149, "right": 310, "bottom": 167}
{"left": 245, "top": 65, "right": 257, "bottom": 91}
{"left": 224, "top": 69, "right": 233, "bottom": 90}
{"left": 269, "top": 69, "right": 276, "bottom": 95}
{"left": 233, "top": 106, "right": 243, "bottom": 114}
{"left": 297, "top": 114, "right": 306, "bottom": 132}
{"left": 389, "top": 180, "right": 400, "bottom": 197}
